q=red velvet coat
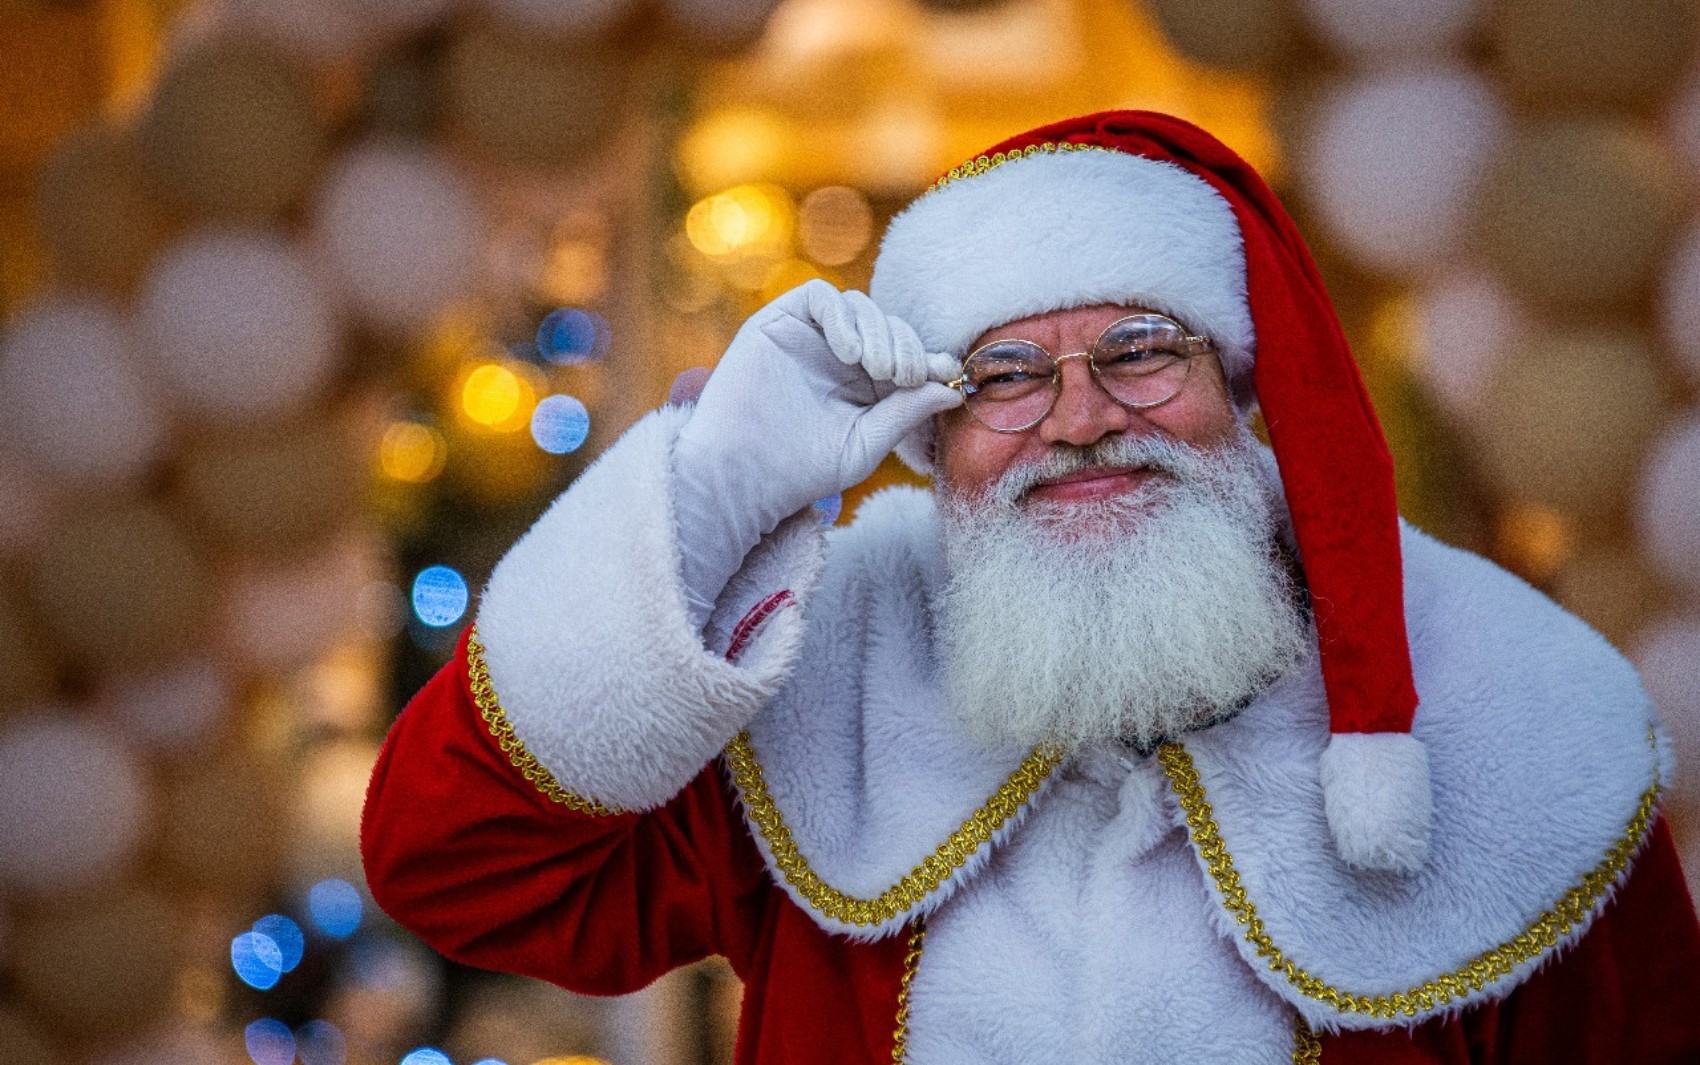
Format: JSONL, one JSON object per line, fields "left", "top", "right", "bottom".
{"left": 363, "top": 630, "right": 1700, "bottom": 1065}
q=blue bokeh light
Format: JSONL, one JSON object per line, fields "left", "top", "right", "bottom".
{"left": 411, "top": 566, "right": 469, "bottom": 628}
{"left": 245, "top": 1019, "right": 296, "bottom": 1065}
{"left": 470, "top": 1059, "right": 510, "bottom": 1065}
{"left": 307, "top": 879, "right": 364, "bottom": 938}
{"left": 231, "top": 931, "right": 284, "bottom": 991}
{"left": 400, "top": 1049, "right": 452, "bottom": 1065}
{"left": 530, "top": 395, "right": 591, "bottom": 455}
{"left": 536, "top": 308, "right": 608, "bottom": 365}
{"left": 297, "top": 1020, "right": 348, "bottom": 1065}
{"left": 814, "top": 494, "right": 842, "bottom": 525}
{"left": 253, "top": 914, "right": 305, "bottom": 973}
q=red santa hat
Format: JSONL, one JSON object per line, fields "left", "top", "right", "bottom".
{"left": 870, "top": 110, "right": 1431, "bottom": 874}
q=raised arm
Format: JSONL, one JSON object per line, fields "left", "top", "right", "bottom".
{"left": 361, "top": 281, "right": 959, "bottom": 990}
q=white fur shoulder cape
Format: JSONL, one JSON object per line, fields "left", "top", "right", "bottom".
{"left": 476, "top": 406, "right": 1671, "bottom": 1033}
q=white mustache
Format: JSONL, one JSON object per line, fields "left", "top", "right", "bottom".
{"left": 989, "top": 435, "right": 1213, "bottom": 505}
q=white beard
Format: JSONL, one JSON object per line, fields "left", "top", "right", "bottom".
{"left": 935, "top": 431, "right": 1310, "bottom": 753}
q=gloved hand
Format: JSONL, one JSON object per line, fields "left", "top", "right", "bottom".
{"left": 672, "top": 279, "right": 962, "bottom": 630}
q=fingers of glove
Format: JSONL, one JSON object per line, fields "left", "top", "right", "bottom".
{"left": 843, "top": 290, "right": 896, "bottom": 381}
{"left": 796, "top": 279, "right": 863, "bottom": 367}
{"left": 886, "top": 314, "right": 930, "bottom": 389}
{"left": 840, "top": 382, "right": 963, "bottom": 482}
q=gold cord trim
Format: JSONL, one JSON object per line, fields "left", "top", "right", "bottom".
{"left": 891, "top": 922, "right": 927, "bottom": 1064}
{"left": 928, "top": 141, "right": 1123, "bottom": 193}
{"left": 466, "top": 629, "right": 623, "bottom": 817}
{"left": 724, "top": 732, "right": 1063, "bottom": 926}
{"left": 1291, "top": 1014, "right": 1322, "bottom": 1064}
{"left": 1157, "top": 741, "right": 1660, "bottom": 1020}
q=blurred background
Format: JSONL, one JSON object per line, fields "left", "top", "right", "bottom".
{"left": 0, "top": 0, "right": 1698, "bottom": 1062}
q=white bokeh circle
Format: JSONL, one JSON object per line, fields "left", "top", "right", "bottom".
{"left": 1303, "top": 68, "right": 1509, "bottom": 277}
{"left": 140, "top": 229, "right": 340, "bottom": 423}
{"left": 0, "top": 715, "right": 152, "bottom": 895}
{"left": 0, "top": 295, "right": 169, "bottom": 484}
{"left": 313, "top": 143, "right": 487, "bottom": 335}
{"left": 1413, "top": 268, "right": 1534, "bottom": 419}
{"left": 1637, "top": 414, "right": 1700, "bottom": 596}
{"left": 1299, "top": 0, "right": 1482, "bottom": 60}
{"left": 1658, "top": 222, "right": 1700, "bottom": 388}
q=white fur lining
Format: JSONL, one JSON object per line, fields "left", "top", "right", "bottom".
{"left": 475, "top": 405, "right": 826, "bottom": 812}
{"left": 734, "top": 488, "right": 1056, "bottom": 940}
{"left": 1179, "top": 523, "right": 1666, "bottom": 1031}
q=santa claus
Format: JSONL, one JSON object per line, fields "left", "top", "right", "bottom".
{"left": 362, "top": 112, "right": 1700, "bottom": 1063}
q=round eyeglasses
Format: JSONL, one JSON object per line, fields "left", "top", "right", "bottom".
{"left": 947, "top": 313, "right": 1211, "bottom": 433}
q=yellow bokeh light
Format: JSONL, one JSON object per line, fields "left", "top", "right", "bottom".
{"left": 378, "top": 421, "right": 446, "bottom": 483}
{"left": 686, "top": 185, "right": 794, "bottom": 259}
{"left": 460, "top": 362, "right": 538, "bottom": 432}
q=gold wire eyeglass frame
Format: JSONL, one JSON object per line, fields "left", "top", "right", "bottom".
{"left": 946, "top": 313, "right": 1212, "bottom": 433}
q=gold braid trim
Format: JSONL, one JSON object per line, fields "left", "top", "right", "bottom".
{"left": 1291, "top": 1014, "right": 1322, "bottom": 1064}
{"left": 1157, "top": 741, "right": 1661, "bottom": 1021}
{"left": 724, "top": 732, "right": 1063, "bottom": 927}
{"left": 891, "top": 922, "right": 927, "bottom": 1064}
{"left": 466, "top": 629, "right": 623, "bottom": 817}
{"left": 927, "top": 141, "right": 1123, "bottom": 193}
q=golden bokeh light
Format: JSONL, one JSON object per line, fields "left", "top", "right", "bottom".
{"left": 379, "top": 421, "right": 447, "bottom": 483}
{"left": 685, "top": 184, "right": 794, "bottom": 259}
{"left": 460, "top": 362, "right": 538, "bottom": 431}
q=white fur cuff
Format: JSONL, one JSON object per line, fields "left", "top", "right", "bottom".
{"left": 1319, "top": 732, "right": 1432, "bottom": 874}
{"left": 476, "top": 406, "right": 823, "bottom": 812}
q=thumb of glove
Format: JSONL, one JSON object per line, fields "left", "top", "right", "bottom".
{"left": 839, "top": 382, "right": 963, "bottom": 484}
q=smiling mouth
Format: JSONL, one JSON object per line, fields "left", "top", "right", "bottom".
{"left": 1023, "top": 465, "right": 1164, "bottom": 504}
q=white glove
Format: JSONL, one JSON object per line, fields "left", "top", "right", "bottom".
{"left": 672, "top": 279, "right": 962, "bottom": 630}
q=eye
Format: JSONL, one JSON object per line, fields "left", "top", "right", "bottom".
{"left": 962, "top": 343, "right": 1052, "bottom": 394}
{"left": 1101, "top": 344, "right": 1177, "bottom": 364}
{"left": 973, "top": 364, "right": 1044, "bottom": 386}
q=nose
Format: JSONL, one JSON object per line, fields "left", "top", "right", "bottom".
{"left": 1036, "top": 354, "right": 1132, "bottom": 447}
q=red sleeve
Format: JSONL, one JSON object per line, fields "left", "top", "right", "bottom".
{"left": 360, "top": 629, "right": 774, "bottom": 994}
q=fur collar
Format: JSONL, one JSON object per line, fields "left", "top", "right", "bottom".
{"left": 728, "top": 489, "right": 1668, "bottom": 1029}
